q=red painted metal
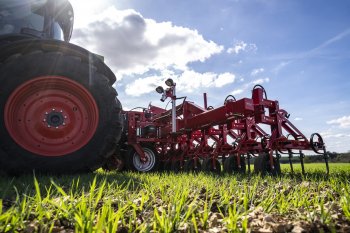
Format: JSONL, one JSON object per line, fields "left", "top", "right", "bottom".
{"left": 120, "top": 84, "right": 327, "bottom": 173}
{"left": 4, "top": 76, "right": 99, "bottom": 156}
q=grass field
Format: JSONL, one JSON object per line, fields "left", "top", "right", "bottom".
{"left": 0, "top": 163, "right": 349, "bottom": 232}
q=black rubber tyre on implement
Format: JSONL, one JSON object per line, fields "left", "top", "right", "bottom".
{"left": 223, "top": 155, "right": 246, "bottom": 174}
{"left": 203, "top": 158, "right": 221, "bottom": 174}
{"left": 125, "top": 145, "right": 159, "bottom": 172}
{"left": 254, "top": 153, "right": 281, "bottom": 176}
{"left": 0, "top": 40, "right": 123, "bottom": 174}
{"left": 184, "top": 158, "right": 202, "bottom": 173}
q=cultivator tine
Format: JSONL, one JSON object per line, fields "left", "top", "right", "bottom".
{"left": 237, "top": 155, "right": 241, "bottom": 170}
{"left": 323, "top": 148, "right": 329, "bottom": 175}
{"left": 287, "top": 149, "right": 294, "bottom": 174}
{"left": 269, "top": 150, "right": 275, "bottom": 171}
{"left": 299, "top": 150, "right": 305, "bottom": 175}
{"left": 247, "top": 153, "right": 251, "bottom": 174}
{"left": 275, "top": 151, "right": 281, "bottom": 176}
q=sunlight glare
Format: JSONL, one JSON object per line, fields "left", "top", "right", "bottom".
{"left": 69, "top": 0, "right": 112, "bottom": 28}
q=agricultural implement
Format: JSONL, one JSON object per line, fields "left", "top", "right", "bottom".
{"left": 112, "top": 79, "right": 329, "bottom": 175}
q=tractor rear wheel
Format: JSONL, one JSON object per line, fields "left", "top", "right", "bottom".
{"left": 0, "top": 51, "right": 122, "bottom": 174}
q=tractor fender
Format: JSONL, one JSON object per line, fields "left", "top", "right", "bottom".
{"left": 0, "top": 37, "right": 116, "bottom": 85}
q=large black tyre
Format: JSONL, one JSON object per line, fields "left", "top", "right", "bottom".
{"left": 254, "top": 153, "right": 281, "bottom": 176}
{"left": 223, "top": 155, "right": 246, "bottom": 174}
{"left": 0, "top": 50, "right": 123, "bottom": 174}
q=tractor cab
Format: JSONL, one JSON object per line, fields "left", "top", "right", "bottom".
{"left": 0, "top": 0, "right": 73, "bottom": 41}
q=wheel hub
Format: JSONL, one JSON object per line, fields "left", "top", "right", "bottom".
{"left": 133, "top": 147, "right": 156, "bottom": 172}
{"left": 45, "top": 110, "right": 65, "bottom": 128}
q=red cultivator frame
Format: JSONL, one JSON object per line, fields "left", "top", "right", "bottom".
{"left": 114, "top": 79, "right": 328, "bottom": 175}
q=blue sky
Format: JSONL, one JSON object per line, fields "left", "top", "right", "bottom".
{"left": 70, "top": 0, "right": 350, "bottom": 153}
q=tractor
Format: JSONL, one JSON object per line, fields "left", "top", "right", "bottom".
{"left": 0, "top": 0, "right": 123, "bottom": 174}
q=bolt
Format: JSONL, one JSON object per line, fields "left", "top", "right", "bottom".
{"left": 48, "top": 125, "right": 51, "bottom": 128}
{"left": 43, "top": 119, "right": 46, "bottom": 122}
{"left": 64, "top": 116, "right": 67, "bottom": 119}
{"left": 60, "top": 110, "right": 63, "bottom": 113}
{"left": 45, "top": 112, "right": 48, "bottom": 115}
{"left": 55, "top": 127, "right": 58, "bottom": 129}
{"left": 52, "top": 108, "right": 55, "bottom": 111}
{"left": 63, "top": 123, "right": 66, "bottom": 126}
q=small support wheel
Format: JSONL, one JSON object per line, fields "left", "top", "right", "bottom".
{"left": 223, "top": 155, "right": 246, "bottom": 174}
{"left": 203, "top": 158, "right": 221, "bottom": 174}
{"left": 310, "top": 133, "right": 325, "bottom": 154}
{"left": 127, "top": 146, "right": 158, "bottom": 172}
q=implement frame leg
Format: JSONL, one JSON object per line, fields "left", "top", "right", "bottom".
{"left": 288, "top": 149, "right": 294, "bottom": 174}
{"left": 299, "top": 150, "right": 305, "bottom": 175}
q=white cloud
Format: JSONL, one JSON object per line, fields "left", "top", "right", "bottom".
{"left": 251, "top": 68, "right": 264, "bottom": 76}
{"left": 71, "top": 7, "right": 224, "bottom": 77}
{"left": 227, "top": 40, "right": 257, "bottom": 55}
{"left": 252, "top": 78, "right": 270, "bottom": 85}
{"left": 327, "top": 116, "right": 350, "bottom": 128}
{"left": 231, "top": 89, "right": 244, "bottom": 95}
{"left": 214, "top": 73, "right": 236, "bottom": 87}
{"left": 320, "top": 127, "right": 350, "bottom": 153}
{"left": 125, "top": 75, "right": 163, "bottom": 96}
{"left": 294, "top": 117, "right": 303, "bottom": 121}
{"left": 272, "top": 61, "right": 291, "bottom": 74}
{"left": 125, "top": 69, "right": 236, "bottom": 96}
{"left": 229, "top": 78, "right": 269, "bottom": 97}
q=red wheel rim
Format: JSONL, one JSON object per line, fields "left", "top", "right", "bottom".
{"left": 4, "top": 76, "right": 99, "bottom": 156}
